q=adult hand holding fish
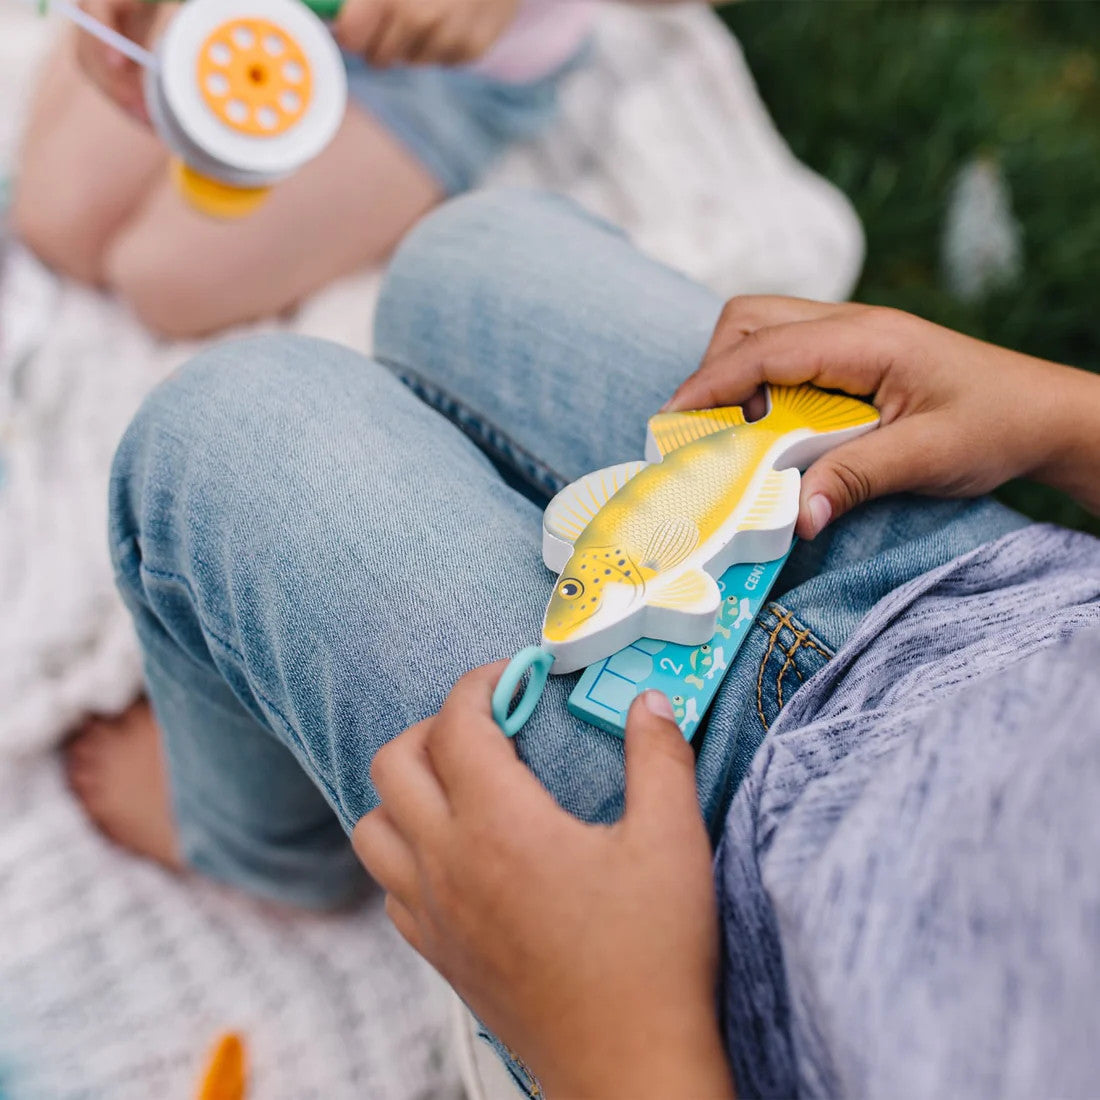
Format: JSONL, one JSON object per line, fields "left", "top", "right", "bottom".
{"left": 665, "top": 296, "right": 1099, "bottom": 538}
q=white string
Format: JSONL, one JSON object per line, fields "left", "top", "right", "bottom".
{"left": 17, "top": 0, "right": 159, "bottom": 70}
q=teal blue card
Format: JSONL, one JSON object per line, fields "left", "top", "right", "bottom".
{"left": 567, "top": 550, "right": 792, "bottom": 740}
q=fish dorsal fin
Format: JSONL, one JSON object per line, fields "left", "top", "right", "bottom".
{"left": 762, "top": 385, "right": 880, "bottom": 470}
{"left": 640, "top": 516, "right": 699, "bottom": 572}
{"left": 647, "top": 567, "right": 721, "bottom": 615}
{"left": 542, "top": 460, "right": 647, "bottom": 571}
{"left": 763, "top": 384, "right": 878, "bottom": 435}
{"left": 645, "top": 407, "right": 747, "bottom": 461}
{"left": 740, "top": 467, "right": 801, "bottom": 532}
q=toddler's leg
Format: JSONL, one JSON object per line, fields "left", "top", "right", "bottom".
{"left": 103, "top": 104, "right": 441, "bottom": 339}
{"left": 12, "top": 32, "right": 164, "bottom": 285}
{"left": 15, "top": 37, "right": 440, "bottom": 338}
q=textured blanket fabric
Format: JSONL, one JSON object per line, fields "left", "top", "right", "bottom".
{"left": 0, "top": 5, "right": 864, "bottom": 1096}
{"left": 0, "top": 756, "right": 460, "bottom": 1100}
{"left": 718, "top": 525, "right": 1100, "bottom": 1098}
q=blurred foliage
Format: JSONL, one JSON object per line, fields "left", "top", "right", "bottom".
{"left": 720, "top": 0, "right": 1100, "bottom": 534}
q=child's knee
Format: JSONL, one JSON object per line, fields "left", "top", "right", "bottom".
{"left": 105, "top": 232, "right": 216, "bottom": 340}
{"left": 132, "top": 335, "right": 340, "bottom": 440}
{"left": 117, "top": 334, "right": 369, "bottom": 482}
{"left": 376, "top": 187, "right": 612, "bottom": 365}
{"left": 11, "top": 180, "right": 109, "bottom": 286}
{"left": 382, "top": 188, "right": 569, "bottom": 300}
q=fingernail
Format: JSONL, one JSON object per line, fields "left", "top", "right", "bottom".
{"left": 806, "top": 494, "right": 832, "bottom": 538}
{"left": 107, "top": 50, "right": 125, "bottom": 69}
{"left": 658, "top": 398, "right": 673, "bottom": 412}
{"left": 643, "top": 690, "right": 676, "bottom": 721}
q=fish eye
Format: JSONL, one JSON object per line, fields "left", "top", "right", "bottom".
{"left": 700, "top": 644, "right": 711, "bottom": 652}
{"left": 557, "top": 579, "right": 585, "bottom": 601}
{"left": 673, "top": 695, "right": 684, "bottom": 705}
{"left": 726, "top": 595, "right": 736, "bottom": 603}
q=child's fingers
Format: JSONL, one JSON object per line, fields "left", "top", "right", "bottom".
{"left": 74, "top": 31, "right": 145, "bottom": 120}
{"left": 352, "top": 807, "right": 420, "bottom": 906}
{"left": 797, "top": 415, "right": 950, "bottom": 536}
{"left": 664, "top": 297, "right": 844, "bottom": 411}
{"left": 405, "top": 24, "right": 477, "bottom": 65}
{"left": 621, "top": 692, "right": 702, "bottom": 837}
{"left": 410, "top": 13, "right": 498, "bottom": 64}
{"left": 709, "top": 296, "right": 843, "bottom": 353}
{"left": 666, "top": 311, "right": 892, "bottom": 415}
{"left": 426, "top": 663, "right": 557, "bottom": 810}
{"left": 369, "top": 9, "right": 416, "bottom": 65}
{"left": 384, "top": 892, "right": 427, "bottom": 956}
{"left": 369, "top": 719, "right": 450, "bottom": 843}
{"left": 427, "top": 664, "right": 521, "bottom": 783}
{"left": 371, "top": 9, "right": 439, "bottom": 66}
{"left": 334, "top": 0, "right": 388, "bottom": 55}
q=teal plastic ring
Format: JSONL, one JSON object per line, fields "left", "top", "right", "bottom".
{"left": 492, "top": 646, "right": 555, "bottom": 737}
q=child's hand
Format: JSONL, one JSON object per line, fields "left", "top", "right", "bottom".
{"left": 334, "top": 0, "right": 520, "bottom": 67}
{"left": 353, "top": 668, "right": 735, "bottom": 1100}
{"left": 666, "top": 296, "right": 1099, "bottom": 537}
{"left": 75, "top": 0, "right": 176, "bottom": 124}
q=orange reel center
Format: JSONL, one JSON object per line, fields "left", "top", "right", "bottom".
{"left": 197, "top": 18, "right": 313, "bottom": 137}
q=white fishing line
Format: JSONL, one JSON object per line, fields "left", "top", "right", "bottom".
{"left": 18, "top": 0, "right": 159, "bottom": 70}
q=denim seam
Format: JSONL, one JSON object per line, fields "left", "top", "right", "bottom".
{"left": 478, "top": 1032, "right": 544, "bottom": 1098}
{"left": 756, "top": 601, "right": 835, "bottom": 730}
{"left": 379, "top": 358, "right": 569, "bottom": 499}
{"left": 503, "top": 1045, "right": 543, "bottom": 1098}
{"left": 775, "top": 623, "right": 830, "bottom": 709}
{"left": 135, "top": 560, "right": 346, "bottom": 815}
{"left": 776, "top": 637, "right": 806, "bottom": 710}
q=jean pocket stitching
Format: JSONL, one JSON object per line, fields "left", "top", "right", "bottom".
{"left": 776, "top": 633, "right": 817, "bottom": 709}
{"left": 756, "top": 610, "right": 790, "bottom": 731}
{"left": 759, "top": 602, "right": 835, "bottom": 725}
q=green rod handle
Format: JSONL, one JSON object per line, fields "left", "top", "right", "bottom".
{"left": 303, "top": 0, "right": 343, "bottom": 16}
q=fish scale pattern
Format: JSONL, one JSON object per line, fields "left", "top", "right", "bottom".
{"left": 597, "top": 429, "right": 766, "bottom": 557}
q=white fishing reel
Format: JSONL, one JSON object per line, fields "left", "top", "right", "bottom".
{"left": 145, "top": 0, "right": 347, "bottom": 218}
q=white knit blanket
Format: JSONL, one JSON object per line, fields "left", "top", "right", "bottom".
{"left": 0, "top": 5, "right": 862, "bottom": 1097}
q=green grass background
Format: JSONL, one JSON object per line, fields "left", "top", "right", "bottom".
{"left": 719, "top": 0, "right": 1100, "bottom": 535}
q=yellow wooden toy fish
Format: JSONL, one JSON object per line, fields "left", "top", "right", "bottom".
{"left": 540, "top": 384, "right": 879, "bottom": 673}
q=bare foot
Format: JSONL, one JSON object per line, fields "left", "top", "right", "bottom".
{"left": 65, "top": 699, "right": 183, "bottom": 870}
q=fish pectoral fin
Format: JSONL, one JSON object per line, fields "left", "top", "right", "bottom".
{"left": 542, "top": 460, "right": 647, "bottom": 570}
{"left": 740, "top": 467, "right": 801, "bottom": 532}
{"left": 640, "top": 516, "right": 699, "bottom": 571}
{"left": 647, "top": 568, "right": 721, "bottom": 615}
{"left": 644, "top": 407, "right": 747, "bottom": 461}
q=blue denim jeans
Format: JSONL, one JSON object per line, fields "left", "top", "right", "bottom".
{"left": 109, "top": 186, "right": 1026, "bottom": 922}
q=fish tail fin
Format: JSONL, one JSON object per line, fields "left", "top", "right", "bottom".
{"left": 762, "top": 384, "right": 879, "bottom": 438}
